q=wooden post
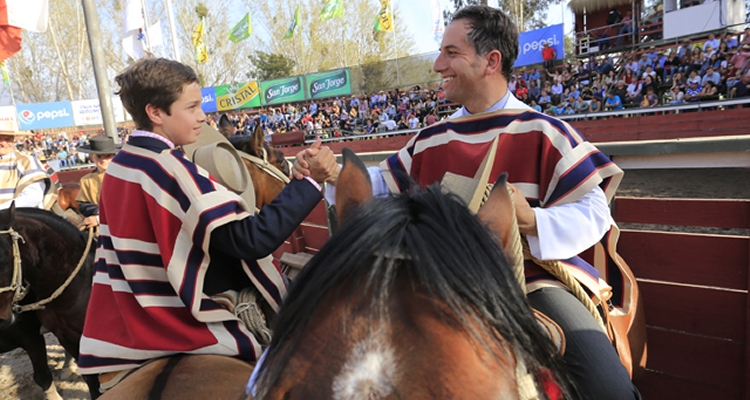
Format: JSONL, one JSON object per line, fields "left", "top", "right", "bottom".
{"left": 743, "top": 201, "right": 750, "bottom": 400}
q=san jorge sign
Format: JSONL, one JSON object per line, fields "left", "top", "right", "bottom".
{"left": 215, "top": 81, "right": 261, "bottom": 111}
{"left": 260, "top": 76, "right": 305, "bottom": 106}
{"left": 306, "top": 69, "right": 351, "bottom": 99}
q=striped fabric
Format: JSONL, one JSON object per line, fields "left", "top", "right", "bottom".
{"left": 380, "top": 108, "right": 624, "bottom": 300}
{"left": 79, "top": 140, "right": 287, "bottom": 375}
{"left": 0, "top": 151, "right": 55, "bottom": 208}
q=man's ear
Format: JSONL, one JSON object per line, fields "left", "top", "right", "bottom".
{"left": 145, "top": 104, "right": 164, "bottom": 127}
{"left": 485, "top": 50, "right": 502, "bottom": 75}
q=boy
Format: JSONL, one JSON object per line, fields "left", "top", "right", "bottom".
{"left": 78, "top": 58, "right": 337, "bottom": 388}
{"left": 75, "top": 135, "right": 121, "bottom": 228}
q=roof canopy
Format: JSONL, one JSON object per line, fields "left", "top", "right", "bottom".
{"left": 568, "top": 0, "right": 634, "bottom": 13}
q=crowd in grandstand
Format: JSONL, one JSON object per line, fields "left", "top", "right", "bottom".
{"left": 12, "top": 27, "right": 750, "bottom": 156}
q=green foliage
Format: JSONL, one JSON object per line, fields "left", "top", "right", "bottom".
{"left": 248, "top": 51, "right": 297, "bottom": 81}
{"left": 195, "top": 3, "right": 209, "bottom": 19}
{"left": 444, "top": 0, "right": 562, "bottom": 31}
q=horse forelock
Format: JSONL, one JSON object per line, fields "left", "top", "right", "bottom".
{"left": 256, "top": 185, "right": 573, "bottom": 399}
{"left": 332, "top": 326, "right": 397, "bottom": 400}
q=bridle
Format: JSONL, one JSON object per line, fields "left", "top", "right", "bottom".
{"left": 0, "top": 225, "right": 95, "bottom": 314}
{"left": 239, "top": 146, "right": 292, "bottom": 185}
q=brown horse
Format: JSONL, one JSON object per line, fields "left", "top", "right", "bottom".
{"left": 249, "top": 149, "right": 575, "bottom": 399}
{"left": 0, "top": 204, "right": 100, "bottom": 399}
{"left": 235, "top": 124, "right": 292, "bottom": 209}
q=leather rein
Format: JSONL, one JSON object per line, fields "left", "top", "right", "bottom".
{"left": 0, "top": 225, "right": 95, "bottom": 314}
{"left": 239, "top": 147, "right": 292, "bottom": 185}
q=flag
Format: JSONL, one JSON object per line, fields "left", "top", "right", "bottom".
{"left": 373, "top": 0, "right": 393, "bottom": 32}
{"left": 0, "top": 60, "right": 8, "bottom": 85}
{"left": 122, "top": 0, "right": 147, "bottom": 60}
{"left": 431, "top": 0, "right": 444, "bottom": 45}
{"left": 228, "top": 12, "right": 252, "bottom": 43}
{"left": 192, "top": 18, "right": 208, "bottom": 64}
{"left": 283, "top": 5, "right": 300, "bottom": 40}
{"left": 0, "top": 0, "right": 49, "bottom": 60}
{"left": 320, "top": 0, "right": 343, "bottom": 21}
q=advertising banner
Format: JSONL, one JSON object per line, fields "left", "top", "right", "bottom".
{"left": 201, "top": 87, "right": 218, "bottom": 113}
{"left": 17, "top": 101, "right": 75, "bottom": 131}
{"left": 215, "top": 81, "right": 261, "bottom": 111}
{"left": 0, "top": 106, "right": 18, "bottom": 130}
{"left": 260, "top": 76, "right": 305, "bottom": 106}
{"left": 305, "top": 69, "right": 351, "bottom": 99}
{"left": 514, "top": 23, "right": 564, "bottom": 68}
{"left": 71, "top": 98, "right": 126, "bottom": 126}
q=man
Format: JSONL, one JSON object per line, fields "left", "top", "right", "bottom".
{"left": 542, "top": 41, "right": 556, "bottom": 73}
{"left": 0, "top": 121, "right": 57, "bottom": 210}
{"left": 729, "top": 71, "right": 750, "bottom": 99}
{"left": 296, "top": 6, "right": 639, "bottom": 400}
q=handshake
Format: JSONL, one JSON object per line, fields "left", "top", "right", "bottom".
{"left": 292, "top": 138, "right": 340, "bottom": 185}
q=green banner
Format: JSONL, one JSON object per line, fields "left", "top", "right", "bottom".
{"left": 305, "top": 69, "right": 351, "bottom": 99}
{"left": 260, "top": 76, "right": 306, "bottom": 106}
{"left": 216, "top": 81, "right": 261, "bottom": 111}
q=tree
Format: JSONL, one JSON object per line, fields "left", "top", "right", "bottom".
{"left": 443, "top": 0, "right": 563, "bottom": 32}
{"left": 248, "top": 51, "right": 296, "bottom": 81}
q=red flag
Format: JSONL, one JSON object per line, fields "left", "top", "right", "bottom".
{"left": 0, "top": 0, "right": 49, "bottom": 60}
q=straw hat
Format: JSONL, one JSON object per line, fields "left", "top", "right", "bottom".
{"left": 0, "top": 120, "right": 29, "bottom": 136}
{"left": 78, "top": 136, "right": 122, "bottom": 154}
{"left": 182, "top": 123, "right": 256, "bottom": 211}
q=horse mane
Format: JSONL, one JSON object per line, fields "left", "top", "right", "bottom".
{"left": 256, "top": 184, "right": 574, "bottom": 399}
{"left": 15, "top": 208, "right": 92, "bottom": 245}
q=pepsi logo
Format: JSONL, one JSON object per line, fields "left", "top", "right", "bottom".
{"left": 20, "top": 109, "right": 35, "bottom": 124}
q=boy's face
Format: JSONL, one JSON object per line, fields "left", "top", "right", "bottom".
{"left": 152, "top": 82, "right": 205, "bottom": 146}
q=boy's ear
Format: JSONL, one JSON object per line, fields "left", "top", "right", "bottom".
{"left": 145, "top": 104, "right": 165, "bottom": 127}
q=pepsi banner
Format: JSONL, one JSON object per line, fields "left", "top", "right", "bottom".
{"left": 514, "top": 24, "right": 564, "bottom": 68}
{"left": 17, "top": 101, "right": 75, "bottom": 130}
{"left": 201, "top": 87, "right": 218, "bottom": 113}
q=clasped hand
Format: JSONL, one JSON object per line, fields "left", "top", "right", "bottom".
{"left": 292, "top": 138, "right": 340, "bottom": 184}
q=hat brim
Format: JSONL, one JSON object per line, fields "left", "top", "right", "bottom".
{"left": 77, "top": 144, "right": 122, "bottom": 154}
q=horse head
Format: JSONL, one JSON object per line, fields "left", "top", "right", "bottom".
{"left": 252, "top": 149, "right": 573, "bottom": 400}
{"left": 240, "top": 124, "right": 291, "bottom": 208}
{"left": 0, "top": 202, "right": 16, "bottom": 327}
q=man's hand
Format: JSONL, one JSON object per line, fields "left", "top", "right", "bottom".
{"left": 508, "top": 183, "right": 537, "bottom": 236}
{"left": 292, "top": 138, "right": 321, "bottom": 180}
{"left": 306, "top": 146, "right": 340, "bottom": 184}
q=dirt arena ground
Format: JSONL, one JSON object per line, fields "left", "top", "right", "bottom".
{"left": 1, "top": 168, "right": 747, "bottom": 399}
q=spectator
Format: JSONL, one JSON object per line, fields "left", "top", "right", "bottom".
{"left": 684, "top": 80, "right": 703, "bottom": 102}
{"left": 604, "top": 90, "right": 623, "bottom": 110}
{"left": 702, "top": 67, "right": 721, "bottom": 86}
{"left": 729, "top": 72, "right": 750, "bottom": 99}
{"left": 703, "top": 33, "right": 720, "bottom": 53}
{"left": 625, "top": 80, "right": 643, "bottom": 105}
{"left": 589, "top": 94, "right": 602, "bottom": 112}
{"left": 699, "top": 80, "right": 719, "bottom": 101}
{"left": 574, "top": 96, "right": 589, "bottom": 114}
{"left": 641, "top": 86, "right": 659, "bottom": 107}
{"left": 616, "top": 11, "right": 633, "bottom": 47}
{"left": 530, "top": 99, "right": 542, "bottom": 112}
{"left": 668, "top": 84, "right": 685, "bottom": 104}
{"left": 542, "top": 42, "right": 556, "bottom": 73}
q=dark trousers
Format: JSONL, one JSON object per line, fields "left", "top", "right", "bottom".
{"left": 528, "top": 287, "right": 642, "bottom": 400}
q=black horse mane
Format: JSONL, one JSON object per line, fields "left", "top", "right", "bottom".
{"left": 15, "top": 208, "right": 92, "bottom": 245}
{"left": 255, "top": 184, "right": 574, "bottom": 399}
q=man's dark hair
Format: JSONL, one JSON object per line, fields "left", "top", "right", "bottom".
{"left": 115, "top": 58, "right": 199, "bottom": 131}
{"left": 451, "top": 6, "right": 518, "bottom": 81}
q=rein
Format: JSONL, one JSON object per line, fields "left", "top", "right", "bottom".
{"left": 239, "top": 148, "right": 292, "bottom": 185}
{"left": 0, "top": 225, "right": 95, "bottom": 314}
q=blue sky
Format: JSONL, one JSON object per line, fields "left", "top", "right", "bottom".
{"left": 401, "top": 0, "right": 575, "bottom": 55}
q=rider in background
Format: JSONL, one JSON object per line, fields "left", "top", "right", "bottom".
{"left": 78, "top": 58, "right": 338, "bottom": 392}
{"left": 0, "top": 121, "right": 57, "bottom": 210}
{"left": 75, "top": 135, "right": 121, "bottom": 229}
{"left": 295, "top": 5, "right": 640, "bottom": 400}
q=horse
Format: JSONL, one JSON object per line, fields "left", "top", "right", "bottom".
{"left": 249, "top": 149, "right": 576, "bottom": 399}
{"left": 0, "top": 204, "right": 101, "bottom": 399}
{"left": 232, "top": 124, "right": 292, "bottom": 209}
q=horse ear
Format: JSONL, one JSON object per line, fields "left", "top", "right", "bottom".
{"left": 249, "top": 123, "right": 265, "bottom": 155}
{"left": 336, "top": 148, "right": 372, "bottom": 224}
{"left": 0, "top": 201, "right": 15, "bottom": 230}
{"left": 476, "top": 173, "right": 517, "bottom": 257}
